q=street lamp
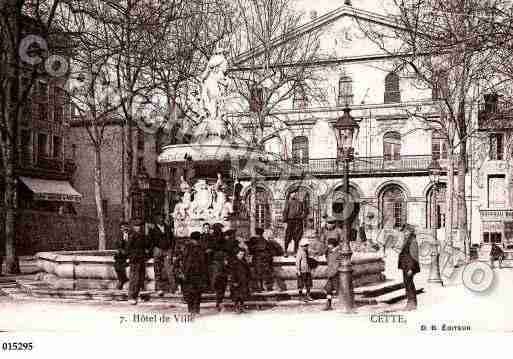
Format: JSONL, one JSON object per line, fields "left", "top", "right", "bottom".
{"left": 333, "top": 105, "right": 359, "bottom": 313}
{"left": 428, "top": 159, "right": 443, "bottom": 285}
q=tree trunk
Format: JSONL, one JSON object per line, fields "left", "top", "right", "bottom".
{"left": 457, "top": 142, "right": 468, "bottom": 261}
{"left": 445, "top": 152, "right": 455, "bottom": 266}
{"left": 3, "top": 141, "right": 20, "bottom": 274}
{"left": 122, "top": 121, "right": 133, "bottom": 220}
{"left": 93, "top": 148, "right": 106, "bottom": 250}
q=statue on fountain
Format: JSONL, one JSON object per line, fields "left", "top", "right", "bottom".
{"left": 194, "top": 45, "right": 229, "bottom": 139}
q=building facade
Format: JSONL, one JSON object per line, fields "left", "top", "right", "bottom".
{"left": 226, "top": 3, "right": 483, "bottom": 249}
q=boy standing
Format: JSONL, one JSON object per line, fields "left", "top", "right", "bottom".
{"left": 230, "top": 247, "right": 252, "bottom": 313}
{"left": 323, "top": 238, "right": 342, "bottom": 311}
{"left": 296, "top": 238, "right": 313, "bottom": 301}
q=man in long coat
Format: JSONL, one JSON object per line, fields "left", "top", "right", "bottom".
{"left": 150, "top": 213, "right": 175, "bottom": 296}
{"left": 398, "top": 224, "right": 420, "bottom": 311}
{"left": 283, "top": 192, "right": 307, "bottom": 256}
{"left": 127, "top": 218, "right": 150, "bottom": 305}
{"left": 113, "top": 221, "right": 130, "bottom": 290}
{"left": 181, "top": 231, "right": 209, "bottom": 314}
{"left": 248, "top": 227, "right": 273, "bottom": 292}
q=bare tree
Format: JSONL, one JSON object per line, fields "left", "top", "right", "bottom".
{"left": 58, "top": 0, "right": 122, "bottom": 250}
{"left": 226, "top": 0, "right": 326, "bottom": 234}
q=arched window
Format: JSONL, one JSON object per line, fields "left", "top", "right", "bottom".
{"left": 432, "top": 130, "right": 448, "bottom": 160}
{"left": 380, "top": 185, "right": 406, "bottom": 228}
{"left": 384, "top": 72, "right": 400, "bottom": 103}
{"left": 427, "top": 184, "right": 447, "bottom": 229}
{"left": 338, "top": 75, "right": 353, "bottom": 106}
{"left": 292, "top": 136, "right": 309, "bottom": 164}
{"left": 245, "top": 187, "right": 272, "bottom": 229}
{"left": 383, "top": 131, "right": 401, "bottom": 160}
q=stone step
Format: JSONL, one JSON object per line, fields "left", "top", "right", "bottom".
{"left": 353, "top": 280, "right": 405, "bottom": 298}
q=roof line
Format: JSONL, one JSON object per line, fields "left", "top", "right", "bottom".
{"left": 232, "top": 5, "right": 407, "bottom": 66}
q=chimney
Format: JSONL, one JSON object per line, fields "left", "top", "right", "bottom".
{"left": 310, "top": 10, "right": 318, "bottom": 20}
{"left": 345, "top": 0, "right": 352, "bottom": 5}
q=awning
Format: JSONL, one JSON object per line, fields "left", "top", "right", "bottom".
{"left": 19, "top": 176, "right": 82, "bottom": 203}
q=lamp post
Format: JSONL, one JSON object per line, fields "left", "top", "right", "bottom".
{"left": 428, "top": 159, "right": 443, "bottom": 285}
{"left": 333, "top": 105, "right": 359, "bottom": 313}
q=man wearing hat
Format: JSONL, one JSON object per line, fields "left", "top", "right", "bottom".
{"left": 248, "top": 228, "right": 273, "bottom": 292}
{"left": 295, "top": 237, "right": 313, "bottom": 301}
{"left": 127, "top": 218, "right": 150, "bottom": 305}
{"left": 398, "top": 224, "right": 420, "bottom": 311}
{"left": 181, "top": 231, "right": 209, "bottom": 314}
{"left": 113, "top": 220, "right": 130, "bottom": 290}
{"left": 320, "top": 216, "right": 343, "bottom": 250}
{"left": 149, "top": 213, "right": 175, "bottom": 296}
{"left": 283, "top": 192, "right": 307, "bottom": 256}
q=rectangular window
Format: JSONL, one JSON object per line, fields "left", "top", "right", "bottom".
{"left": 39, "top": 104, "right": 48, "bottom": 121}
{"left": 137, "top": 129, "right": 145, "bottom": 151}
{"left": 488, "top": 175, "right": 506, "bottom": 208}
{"left": 20, "top": 129, "right": 32, "bottom": 165}
{"left": 489, "top": 133, "right": 504, "bottom": 160}
{"left": 393, "top": 202, "right": 402, "bottom": 228}
{"left": 249, "top": 87, "right": 264, "bottom": 112}
{"left": 483, "top": 232, "right": 490, "bottom": 243}
{"left": 491, "top": 232, "right": 502, "bottom": 244}
{"left": 53, "top": 136, "right": 62, "bottom": 159}
{"left": 38, "top": 133, "right": 48, "bottom": 157}
{"left": 137, "top": 157, "right": 145, "bottom": 174}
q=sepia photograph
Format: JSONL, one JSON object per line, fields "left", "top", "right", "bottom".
{"left": 1, "top": 0, "right": 513, "bottom": 354}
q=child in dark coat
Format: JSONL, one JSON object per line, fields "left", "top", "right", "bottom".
{"left": 323, "top": 238, "right": 342, "bottom": 310}
{"left": 230, "top": 248, "right": 252, "bottom": 313}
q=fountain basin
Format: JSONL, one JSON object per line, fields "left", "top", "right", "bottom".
{"left": 35, "top": 250, "right": 385, "bottom": 291}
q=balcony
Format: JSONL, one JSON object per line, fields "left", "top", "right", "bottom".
{"left": 478, "top": 103, "right": 513, "bottom": 130}
{"left": 479, "top": 209, "right": 513, "bottom": 222}
{"left": 238, "top": 154, "right": 439, "bottom": 179}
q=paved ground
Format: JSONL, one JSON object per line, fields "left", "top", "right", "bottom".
{"left": 1, "top": 253, "right": 512, "bottom": 334}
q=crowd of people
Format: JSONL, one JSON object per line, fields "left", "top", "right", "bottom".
{"left": 112, "top": 197, "right": 426, "bottom": 313}
{"left": 113, "top": 214, "right": 284, "bottom": 313}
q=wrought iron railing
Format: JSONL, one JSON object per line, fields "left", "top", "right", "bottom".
{"left": 238, "top": 154, "right": 438, "bottom": 178}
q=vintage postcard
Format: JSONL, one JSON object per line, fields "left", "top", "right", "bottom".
{"left": 1, "top": 0, "right": 513, "bottom": 354}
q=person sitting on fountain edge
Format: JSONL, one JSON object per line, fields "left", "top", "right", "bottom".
{"left": 127, "top": 218, "right": 150, "bottom": 305}
{"left": 113, "top": 221, "right": 130, "bottom": 290}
